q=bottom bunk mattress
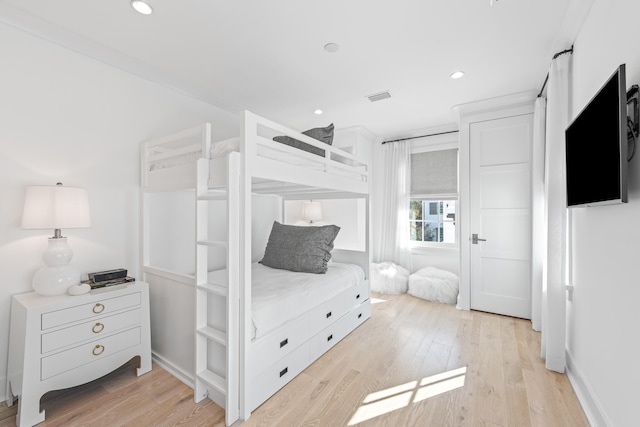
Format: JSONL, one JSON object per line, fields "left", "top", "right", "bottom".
{"left": 208, "top": 262, "right": 365, "bottom": 340}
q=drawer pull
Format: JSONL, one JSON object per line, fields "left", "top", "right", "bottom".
{"left": 280, "top": 338, "right": 288, "bottom": 348}
{"left": 93, "top": 303, "right": 105, "bottom": 314}
{"left": 327, "top": 334, "right": 333, "bottom": 342}
{"left": 92, "top": 322, "right": 105, "bottom": 333}
{"left": 358, "top": 313, "right": 362, "bottom": 319}
{"left": 356, "top": 293, "right": 360, "bottom": 300}
{"left": 326, "top": 311, "right": 332, "bottom": 319}
{"left": 279, "top": 367, "right": 288, "bottom": 377}
{"left": 92, "top": 344, "right": 105, "bottom": 356}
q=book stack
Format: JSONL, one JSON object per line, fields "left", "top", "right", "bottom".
{"left": 83, "top": 268, "right": 135, "bottom": 289}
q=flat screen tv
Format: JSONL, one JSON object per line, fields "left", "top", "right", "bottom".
{"left": 565, "top": 64, "right": 628, "bottom": 207}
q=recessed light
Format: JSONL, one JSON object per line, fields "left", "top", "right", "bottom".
{"left": 324, "top": 43, "right": 339, "bottom": 53}
{"left": 314, "top": 109, "right": 323, "bottom": 115}
{"left": 131, "top": 0, "right": 153, "bottom": 15}
{"left": 450, "top": 71, "right": 465, "bottom": 79}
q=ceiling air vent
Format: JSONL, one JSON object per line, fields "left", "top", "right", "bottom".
{"left": 367, "top": 91, "right": 391, "bottom": 102}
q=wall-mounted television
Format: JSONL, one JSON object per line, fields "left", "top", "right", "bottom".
{"left": 565, "top": 64, "right": 628, "bottom": 207}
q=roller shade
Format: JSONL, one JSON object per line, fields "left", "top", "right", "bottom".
{"left": 410, "top": 149, "right": 458, "bottom": 197}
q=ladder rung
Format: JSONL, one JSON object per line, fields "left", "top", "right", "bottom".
{"left": 197, "top": 240, "right": 227, "bottom": 248}
{"left": 197, "top": 369, "right": 226, "bottom": 395}
{"left": 197, "top": 193, "right": 228, "bottom": 201}
{"left": 198, "top": 326, "right": 226, "bottom": 345}
{"left": 197, "top": 283, "right": 227, "bottom": 296}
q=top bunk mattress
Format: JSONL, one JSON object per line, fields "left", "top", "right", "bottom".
{"left": 148, "top": 137, "right": 363, "bottom": 173}
{"left": 208, "top": 262, "right": 365, "bottom": 340}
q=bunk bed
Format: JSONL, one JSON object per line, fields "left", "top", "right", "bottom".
{"left": 140, "top": 111, "right": 371, "bottom": 425}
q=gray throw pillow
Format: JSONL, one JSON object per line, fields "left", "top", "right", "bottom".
{"left": 273, "top": 123, "right": 334, "bottom": 157}
{"left": 260, "top": 221, "right": 340, "bottom": 274}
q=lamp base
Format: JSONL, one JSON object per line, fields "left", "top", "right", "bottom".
{"left": 32, "top": 237, "right": 81, "bottom": 296}
{"left": 33, "top": 265, "right": 81, "bottom": 296}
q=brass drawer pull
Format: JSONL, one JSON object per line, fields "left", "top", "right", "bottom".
{"left": 93, "top": 303, "right": 105, "bottom": 314}
{"left": 92, "top": 322, "right": 105, "bottom": 333}
{"left": 92, "top": 344, "right": 105, "bottom": 356}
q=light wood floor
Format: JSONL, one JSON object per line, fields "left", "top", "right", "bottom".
{"left": 0, "top": 293, "right": 589, "bottom": 427}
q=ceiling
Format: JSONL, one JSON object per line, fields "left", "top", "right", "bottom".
{"left": 0, "top": 0, "right": 584, "bottom": 139}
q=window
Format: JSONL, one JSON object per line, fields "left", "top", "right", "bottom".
{"left": 409, "top": 147, "right": 458, "bottom": 246}
{"left": 410, "top": 200, "right": 456, "bottom": 244}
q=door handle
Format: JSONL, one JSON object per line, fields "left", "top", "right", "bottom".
{"left": 471, "top": 233, "right": 487, "bottom": 244}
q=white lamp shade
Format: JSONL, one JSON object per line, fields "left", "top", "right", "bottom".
{"left": 22, "top": 185, "right": 91, "bottom": 230}
{"left": 302, "top": 201, "right": 322, "bottom": 222}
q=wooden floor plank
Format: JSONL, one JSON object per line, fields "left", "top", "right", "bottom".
{"left": 0, "top": 293, "right": 589, "bottom": 427}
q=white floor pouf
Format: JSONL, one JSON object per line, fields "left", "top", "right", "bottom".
{"left": 370, "top": 262, "right": 410, "bottom": 294}
{"left": 408, "top": 266, "right": 459, "bottom": 304}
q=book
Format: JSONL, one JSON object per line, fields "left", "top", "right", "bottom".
{"left": 82, "top": 276, "right": 135, "bottom": 289}
{"left": 88, "top": 268, "right": 127, "bottom": 283}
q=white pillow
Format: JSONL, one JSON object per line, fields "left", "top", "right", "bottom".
{"left": 210, "top": 137, "right": 240, "bottom": 158}
{"left": 370, "top": 262, "right": 410, "bottom": 294}
{"left": 408, "top": 266, "right": 459, "bottom": 304}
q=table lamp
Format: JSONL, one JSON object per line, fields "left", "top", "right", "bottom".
{"left": 21, "top": 183, "right": 91, "bottom": 296}
{"left": 302, "top": 200, "right": 322, "bottom": 224}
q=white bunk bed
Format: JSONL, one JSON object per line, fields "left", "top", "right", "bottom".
{"left": 141, "top": 111, "right": 371, "bottom": 425}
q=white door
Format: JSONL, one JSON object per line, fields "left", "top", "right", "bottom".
{"left": 469, "top": 114, "right": 532, "bottom": 319}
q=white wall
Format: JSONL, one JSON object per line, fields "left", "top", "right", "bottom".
{"left": 284, "top": 199, "right": 367, "bottom": 252}
{"left": 0, "top": 23, "right": 239, "bottom": 400}
{"left": 568, "top": 1, "right": 640, "bottom": 425}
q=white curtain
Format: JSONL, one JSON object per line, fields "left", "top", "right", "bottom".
{"left": 531, "top": 97, "right": 546, "bottom": 332}
{"left": 372, "top": 140, "right": 412, "bottom": 270}
{"left": 540, "top": 53, "right": 572, "bottom": 373}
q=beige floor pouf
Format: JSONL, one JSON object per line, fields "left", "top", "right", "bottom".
{"left": 408, "top": 266, "right": 459, "bottom": 304}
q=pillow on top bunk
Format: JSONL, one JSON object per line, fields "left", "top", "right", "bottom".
{"left": 273, "top": 123, "right": 334, "bottom": 157}
{"left": 260, "top": 221, "right": 340, "bottom": 274}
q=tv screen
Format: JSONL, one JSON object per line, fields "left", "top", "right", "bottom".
{"left": 565, "top": 64, "right": 628, "bottom": 207}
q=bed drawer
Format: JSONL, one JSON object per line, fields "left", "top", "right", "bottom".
{"left": 41, "top": 326, "right": 141, "bottom": 380}
{"left": 41, "top": 308, "right": 141, "bottom": 354}
{"left": 309, "top": 311, "right": 352, "bottom": 361}
{"left": 309, "top": 300, "right": 371, "bottom": 362}
{"left": 41, "top": 292, "right": 141, "bottom": 330}
{"left": 249, "top": 315, "right": 308, "bottom": 378}
{"left": 248, "top": 341, "right": 310, "bottom": 412}
{"left": 351, "top": 280, "right": 370, "bottom": 307}
{"left": 308, "top": 292, "right": 349, "bottom": 337}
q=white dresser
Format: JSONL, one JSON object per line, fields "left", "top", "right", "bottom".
{"left": 4, "top": 282, "right": 152, "bottom": 427}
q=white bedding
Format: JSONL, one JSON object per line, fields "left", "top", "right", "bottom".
{"left": 148, "top": 137, "right": 362, "bottom": 173}
{"left": 208, "top": 262, "right": 364, "bottom": 340}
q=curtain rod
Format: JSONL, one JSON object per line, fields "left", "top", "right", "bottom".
{"left": 382, "top": 129, "right": 459, "bottom": 145}
{"left": 537, "top": 46, "right": 574, "bottom": 98}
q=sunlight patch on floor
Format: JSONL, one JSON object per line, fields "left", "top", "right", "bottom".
{"left": 371, "top": 297, "right": 387, "bottom": 305}
{"left": 348, "top": 367, "right": 467, "bottom": 425}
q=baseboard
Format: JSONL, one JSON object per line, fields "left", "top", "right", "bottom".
{"left": 565, "top": 349, "right": 611, "bottom": 427}
{"left": 152, "top": 352, "right": 194, "bottom": 390}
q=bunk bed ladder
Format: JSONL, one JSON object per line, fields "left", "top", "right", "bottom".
{"left": 194, "top": 156, "right": 240, "bottom": 426}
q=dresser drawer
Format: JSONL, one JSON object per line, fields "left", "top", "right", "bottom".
{"left": 41, "top": 292, "right": 141, "bottom": 330}
{"left": 41, "top": 308, "right": 141, "bottom": 354}
{"left": 41, "top": 327, "right": 141, "bottom": 380}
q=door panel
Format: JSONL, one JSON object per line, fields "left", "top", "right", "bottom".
{"left": 470, "top": 114, "right": 533, "bottom": 319}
